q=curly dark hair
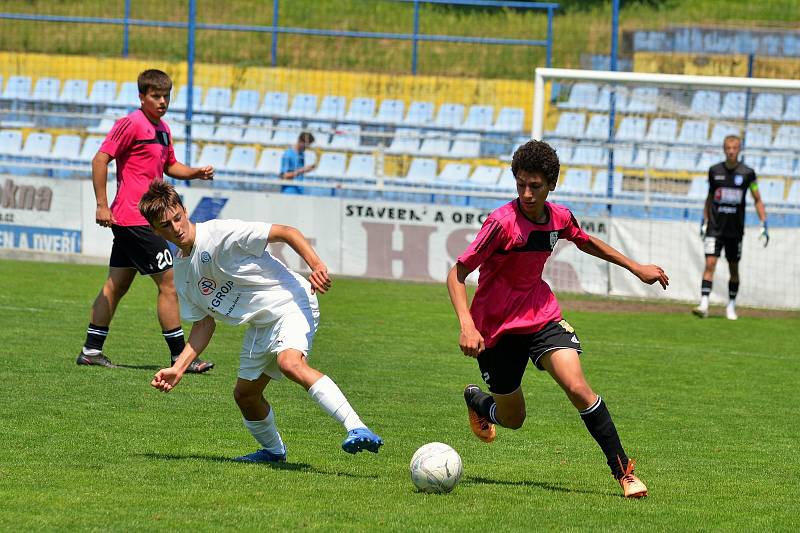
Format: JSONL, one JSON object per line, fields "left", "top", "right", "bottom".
{"left": 511, "top": 140, "right": 560, "bottom": 187}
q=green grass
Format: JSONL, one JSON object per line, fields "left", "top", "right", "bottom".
{"left": 0, "top": 0, "right": 798, "bottom": 78}
{"left": 1, "top": 259, "right": 798, "bottom": 530}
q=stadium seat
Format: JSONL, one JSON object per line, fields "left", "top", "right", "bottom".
{"left": 462, "top": 105, "right": 494, "bottom": 131}
{"left": 226, "top": 146, "right": 257, "bottom": 172}
{"left": 497, "top": 167, "right": 515, "bottom": 190}
{"left": 0, "top": 129, "right": 23, "bottom": 155}
{"left": 547, "top": 139, "right": 573, "bottom": 164}
{"left": 170, "top": 85, "right": 202, "bottom": 112}
{"left": 584, "top": 114, "right": 609, "bottom": 139}
{"left": 406, "top": 158, "right": 438, "bottom": 182}
{"left": 615, "top": 116, "right": 647, "bottom": 142}
{"left": 232, "top": 90, "right": 261, "bottom": 114}
{"left": 549, "top": 112, "right": 586, "bottom": 138}
{"left": 256, "top": 148, "right": 283, "bottom": 175}
{"left": 197, "top": 144, "right": 228, "bottom": 168}
{"left": 450, "top": 133, "right": 481, "bottom": 158}
{"left": 88, "top": 108, "right": 125, "bottom": 134}
{"left": 345, "top": 154, "right": 375, "bottom": 178}
{"left": 287, "top": 93, "right": 318, "bottom": 118}
{"left": 58, "top": 79, "right": 89, "bottom": 104}
{"left": 491, "top": 107, "right": 524, "bottom": 133}
{"left": 20, "top": 132, "right": 52, "bottom": 157}
{"left": 51, "top": 134, "right": 82, "bottom": 160}
{"left": 306, "top": 121, "right": 333, "bottom": 148}
{"left": 571, "top": 145, "right": 608, "bottom": 166}
{"left": 709, "top": 122, "right": 740, "bottom": 145}
{"left": 201, "top": 87, "right": 232, "bottom": 113}
{"left": 612, "top": 146, "right": 647, "bottom": 169}
{"left": 559, "top": 168, "right": 592, "bottom": 194}
{"left": 676, "top": 120, "right": 709, "bottom": 145}
{"left": 418, "top": 131, "right": 451, "bottom": 156}
{"left": 469, "top": 165, "right": 501, "bottom": 187}
{"left": 386, "top": 128, "right": 421, "bottom": 154}
{"left": 772, "top": 125, "right": 800, "bottom": 150}
{"left": 259, "top": 91, "right": 289, "bottom": 117}
{"left": 345, "top": 97, "right": 376, "bottom": 122}
{"left": 329, "top": 124, "right": 361, "bottom": 150}
{"left": 242, "top": 117, "right": 274, "bottom": 144}
{"left": 173, "top": 142, "right": 200, "bottom": 166}
{"left": 719, "top": 91, "right": 747, "bottom": 119}
{"left": 623, "top": 86, "right": 658, "bottom": 113}
{"left": 786, "top": 180, "right": 800, "bottom": 205}
{"left": 588, "top": 85, "right": 628, "bottom": 112}
{"left": 191, "top": 114, "right": 217, "bottom": 142}
{"left": 757, "top": 178, "right": 786, "bottom": 203}
{"left": 760, "top": 155, "right": 795, "bottom": 176}
{"left": 648, "top": 149, "right": 670, "bottom": 170}
{"left": 29, "top": 77, "right": 60, "bottom": 102}
{"left": 310, "top": 152, "right": 347, "bottom": 178}
{"left": 268, "top": 119, "right": 302, "bottom": 146}
{"left": 374, "top": 99, "right": 405, "bottom": 125}
{"left": 690, "top": 90, "right": 721, "bottom": 116}
{"left": 592, "top": 170, "right": 625, "bottom": 196}
{"left": 696, "top": 151, "right": 719, "bottom": 171}
{"left": 77, "top": 136, "right": 104, "bottom": 162}
{"left": 113, "top": 82, "right": 140, "bottom": 108}
{"left": 664, "top": 149, "right": 700, "bottom": 172}
{"left": 781, "top": 95, "right": 800, "bottom": 121}
{"left": 213, "top": 116, "right": 246, "bottom": 143}
{"left": 438, "top": 162, "right": 471, "bottom": 184}
{"left": 165, "top": 112, "right": 186, "bottom": 139}
{"left": 557, "top": 82, "right": 599, "bottom": 110}
{"left": 88, "top": 81, "right": 118, "bottom": 106}
{"left": 318, "top": 96, "right": 347, "bottom": 121}
{"left": 434, "top": 103, "right": 465, "bottom": 129}
{"left": 687, "top": 176, "right": 709, "bottom": 199}
{"left": 1, "top": 76, "right": 32, "bottom": 100}
{"left": 750, "top": 92, "right": 783, "bottom": 121}
{"left": 402, "top": 101, "right": 434, "bottom": 127}
{"left": 743, "top": 123, "right": 773, "bottom": 148}
{"left": 645, "top": 118, "right": 677, "bottom": 143}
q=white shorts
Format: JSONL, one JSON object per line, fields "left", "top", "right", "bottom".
{"left": 238, "top": 303, "right": 320, "bottom": 382}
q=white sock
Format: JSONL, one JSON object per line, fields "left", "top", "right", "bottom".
{"left": 699, "top": 295, "right": 709, "bottom": 309}
{"left": 308, "top": 375, "right": 365, "bottom": 432}
{"left": 242, "top": 408, "right": 285, "bottom": 455}
{"left": 727, "top": 300, "right": 736, "bottom": 310}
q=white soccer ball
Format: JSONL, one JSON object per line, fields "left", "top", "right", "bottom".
{"left": 409, "top": 442, "right": 463, "bottom": 493}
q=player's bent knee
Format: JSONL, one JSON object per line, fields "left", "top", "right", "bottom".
{"left": 233, "top": 386, "right": 260, "bottom": 407}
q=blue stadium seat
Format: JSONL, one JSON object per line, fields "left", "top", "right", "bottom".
{"left": 438, "top": 162, "right": 471, "bottom": 184}
{"left": 690, "top": 90, "right": 721, "bottom": 116}
{"left": 469, "top": 165, "right": 501, "bottom": 187}
{"left": 497, "top": 167, "right": 515, "bottom": 190}
{"left": 345, "top": 154, "right": 375, "bottom": 178}
{"left": 402, "top": 101, "right": 434, "bottom": 127}
{"left": 406, "top": 158, "right": 437, "bottom": 182}
{"left": 584, "top": 114, "right": 609, "bottom": 139}
{"left": 677, "top": 120, "right": 709, "bottom": 145}
{"left": 232, "top": 90, "right": 261, "bottom": 114}
{"left": 51, "top": 134, "right": 82, "bottom": 161}
{"left": 592, "top": 170, "right": 626, "bottom": 196}
{"left": 418, "top": 131, "right": 451, "bottom": 156}
{"left": 259, "top": 91, "right": 289, "bottom": 117}
{"left": 374, "top": 99, "right": 404, "bottom": 125}
{"left": 750, "top": 93, "right": 783, "bottom": 121}
{"left": 559, "top": 168, "right": 592, "bottom": 194}
{"left": 490, "top": 107, "right": 524, "bottom": 133}
{"left": 268, "top": 119, "right": 302, "bottom": 146}
{"left": 318, "top": 96, "right": 347, "bottom": 121}
{"left": 173, "top": 142, "right": 200, "bottom": 166}
{"left": 58, "top": 79, "right": 89, "bottom": 104}
{"left": 77, "top": 136, "right": 104, "bottom": 162}
{"left": 782, "top": 95, "right": 800, "bottom": 121}
{"left": 772, "top": 125, "right": 800, "bottom": 150}
{"left": 613, "top": 146, "right": 647, "bottom": 169}
{"left": 88, "top": 81, "right": 118, "bottom": 107}
{"left": 696, "top": 151, "right": 719, "bottom": 171}
{"left": 546, "top": 139, "right": 573, "bottom": 164}
{"left": 21, "top": 132, "right": 51, "bottom": 157}
{"left": 287, "top": 93, "right": 318, "bottom": 119}
{"left": 29, "top": 77, "right": 60, "bottom": 102}
{"left": 744, "top": 123, "right": 773, "bottom": 148}
{"left": 310, "top": 152, "right": 347, "bottom": 178}
{"left": 201, "top": 87, "right": 232, "bottom": 113}
{"left": 1, "top": 76, "right": 31, "bottom": 100}
{"left": 386, "top": 128, "right": 421, "bottom": 154}
{"left": 571, "top": 145, "right": 608, "bottom": 166}
{"left": 709, "top": 122, "right": 740, "bottom": 146}
{"left": 170, "top": 85, "right": 202, "bottom": 112}
{"left": 462, "top": 105, "right": 494, "bottom": 131}
{"left": 757, "top": 178, "right": 786, "bottom": 203}
{"left": 256, "top": 148, "right": 283, "bottom": 175}
{"left": 306, "top": 121, "right": 333, "bottom": 148}
{"left": 687, "top": 176, "right": 708, "bottom": 199}
{"left": 113, "top": 82, "right": 140, "bottom": 108}
{"left": 760, "top": 155, "right": 795, "bottom": 177}
{"left": 190, "top": 114, "right": 217, "bottom": 142}
{"left": 242, "top": 117, "right": 273, "bottom": 145}
{"left": 198, "top": 144, "right": 228, "bottom": 169}
{"left": 719, "top": 91, "right": 747, "bottom": 119}
{"left": 645, "top": 118, "right": 677, "bottom": 143}
{"left": 615, "top": 116, "right": 647, "bottom": 142}
{"left": 557, "top": 82, "right": 598, "bottom": 110}
{"left": 648, "top": 149, "right": 670, "bottom": 170}
{"left": 226, "top": 146, "right": 257, "bottom": 172}
{"left": 345, "top": 97, "right": 376, "bottom": 122}
{"left": 623, "top": 86, "right": 658, "bottom": 113}
{"left": 213, "top": 116, "right": 246, "bottom": 143}
{"left": 450, "top": 133, "right": 481, "bottom": 158}
{"left": 786, "top": 180, "right": 800, "bottom": 205}
{"left": 88, "top": 108, "right": 125, "bottom": 134}
{"left": 548, "top": 112, "right": 586, "bottom": 138}
{"left": 434, "top": 103, "right": 465, "bottom": 129}
{"left": 329, "top": 124, "right": 361, "bottom": 151}
{"left": 664, "top": 149, "right": 700, "bottom": 172}
{"left": 588, "top": 85, "right": 628, "bottom": 112}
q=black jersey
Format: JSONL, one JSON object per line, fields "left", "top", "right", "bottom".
{"left": 706, "top": 161, "right": 756, "bottom": 238}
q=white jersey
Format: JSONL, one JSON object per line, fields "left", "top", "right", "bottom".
{"left": 174, "top": 219, "right": 317, "bottom": 326}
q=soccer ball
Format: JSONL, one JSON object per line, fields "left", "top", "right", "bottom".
{"left": 409, "top": 442, "right": 463, "bottom": 493}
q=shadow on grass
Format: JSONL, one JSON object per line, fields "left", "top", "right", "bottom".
{"left": 115, "top": 364, "right": 163, "bottom": 370}
{"left": 464, "top": 475, "right": 614, "bottom": 497}
{"left": 139, "top": 452, "right": 378, "bottom": 478}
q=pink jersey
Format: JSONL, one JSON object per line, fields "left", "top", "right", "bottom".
{"left": 101, "top": 109, "right": 177, "bottom": 226}
{"left": 457, "top": 200, "right": 590, "bottom": 348}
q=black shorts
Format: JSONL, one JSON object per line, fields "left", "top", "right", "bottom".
{"left": 109, "top": 225, "right": 174, "bottom": 275}
{"left": 703, "top": 236, "right": 742, "bottom": 262}
{"left": 477, "top": 320, "right": 583, "bottom": 395}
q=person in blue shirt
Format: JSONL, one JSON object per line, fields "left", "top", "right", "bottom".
{"left": 280, "top": 132, "right": 317, "bottom": 194}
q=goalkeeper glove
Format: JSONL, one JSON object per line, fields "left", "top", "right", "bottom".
{"left": 758, "top": 222, "right": 769, "bottom": 248}
{"left": 700, "top": 219, "right": 707, "bottom": 239}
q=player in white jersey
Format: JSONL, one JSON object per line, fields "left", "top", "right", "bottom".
{"left": 138, "top": 181, "right": 383, "bottom": 462}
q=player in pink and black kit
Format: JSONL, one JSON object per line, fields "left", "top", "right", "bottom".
{"left": 447, "top": 140, "right": 669, "bottom": 498}
{"left": 76, "top": 69, "right": 215, "bottom": 372}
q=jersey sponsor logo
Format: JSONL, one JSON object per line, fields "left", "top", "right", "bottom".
{"left": 200, "top": 251, "right": 211, "bottom": 263}
{"left": 157, "top": 131, "right": 170, "bottom": 146}
{"left": 714, "top": 187, "right": 744, "bottom": 205}
{"left": 503, "top": 229, "right": 559, "bottom": 254}
{"left": 198, "top": 276, "right": 216, "bottom": 295}
{"left": 209, "top": 280, "right": 235, "bottom": 311}
{"left": 713, "top": 174, "right": 726, "bottom": 181}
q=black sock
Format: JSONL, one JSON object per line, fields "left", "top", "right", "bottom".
{"left": 701, "top": 279, "right": 712, "bottom": 297}
{"left": 728, "top": 281, "right": 739, "bottom": 301}
{"left": 84, "top": 323, "right": 108, "bottom": 352}
{"left": 579, "top": 396, "right": 628, "bottom": 478}
{"left": 467, "top": 386, "right": 499, "bottom": 424}
{"left": 163, "top": 327, "right": 186, "bottom": 359}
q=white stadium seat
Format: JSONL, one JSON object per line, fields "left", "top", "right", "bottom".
{"left": 406, "top": 158, "right": 437, "bottom": 182}
{"left": 259, "top": 91, "right": 289, "bottom": 116}
{"left": 226, "top": 146, "right": 257, "bottom": 172}
{"left": 232, "top": 90, "right": 261, "bottom": 114}
{"left": 30, "top": 77, "right": 60, "bottom": 102}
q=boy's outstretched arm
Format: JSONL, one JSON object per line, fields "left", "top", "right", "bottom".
{"left": 151, "top": 316, "right": 216, "bottom": 392}
{"left": 268, "top": 224, "right": 332, "bottom": 294}
{"left": 577, "top": 235, "right": 669, "bottom": 289}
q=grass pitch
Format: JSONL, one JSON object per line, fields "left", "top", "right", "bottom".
{"left": 1, "top": 259, "right": 797, "bottom": 531}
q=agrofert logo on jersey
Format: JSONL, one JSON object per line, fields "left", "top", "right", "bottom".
{"left": 198, "top": 277, "right": 217, "bottom": 295}
{"left": 200, "top": 251, "right": 211, "bottom": 263}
